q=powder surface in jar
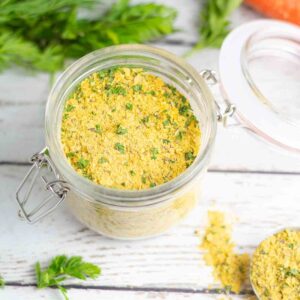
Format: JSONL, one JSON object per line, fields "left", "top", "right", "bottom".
{"left": 251, "top": 229, "right": 300, "bottom": 300}
{"left": 200, "top": 211, "right": 250, "bottom": 294}
{"left": 61, "top": 67, "right": 201, "bottom": 190}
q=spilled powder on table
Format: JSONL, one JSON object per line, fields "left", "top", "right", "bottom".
{"left": 199, "top": 211, "right": 250, "bottom": 294}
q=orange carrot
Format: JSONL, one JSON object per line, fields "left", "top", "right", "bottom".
{"left": 245, "top": 0, "right": 300, "bottom": 25}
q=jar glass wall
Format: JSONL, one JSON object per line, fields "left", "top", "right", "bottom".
{"left": 45, "top": 45, "right": 217, "bottom": 239}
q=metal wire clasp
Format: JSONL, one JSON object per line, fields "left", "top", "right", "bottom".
{"left": 15, "top": 148, "right": 69, "bottom": 223}
{"left": 200, "top": 69, "right": 236, "bottom": 127}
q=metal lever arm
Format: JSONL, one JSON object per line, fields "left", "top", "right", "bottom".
{"left": 15, "top": 148, "right": 69, "bottom": 223}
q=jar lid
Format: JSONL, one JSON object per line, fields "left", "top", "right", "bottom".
{"left": 219, "top": 20, "right": 300, "bottom": 154}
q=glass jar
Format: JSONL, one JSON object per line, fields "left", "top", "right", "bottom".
{"left": 16, "top": 44, "right": 217, "bottom": 239}
{"left": 16, "top": 20, "right": 300, "bottom": 239}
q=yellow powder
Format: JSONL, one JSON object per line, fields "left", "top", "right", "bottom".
{"left": 251, "top": 229, "right": 300, "bottom": 300}
{"left": 61, "top": 67, "right": 200, "bottom": 190}
{"left": 200, "top": 211, "right": 250, "bottom": 294}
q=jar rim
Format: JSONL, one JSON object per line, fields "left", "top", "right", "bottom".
{"left": 45, "top": 44, "right": 217, "bottom": 204}
{"left": 220, "top": 20, "right": 300, "bottom": 154}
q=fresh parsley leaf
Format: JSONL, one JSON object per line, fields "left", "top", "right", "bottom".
{"left": 35, "top": 255, "right": 101, "bottom": 300}
{"left": 114, "top": 142, "right": 125, "bottom": 154}
{"left": 0, "top": 276, "right": 5, "bottom": 288}
{"left": 188, "top": 0, "right": 242, "bottom": 54}
{"left": 149, "top": 182, "right": 156, "bottom": 188}
{"left": 0, "top": 0, "right": 177, "bottom": 73}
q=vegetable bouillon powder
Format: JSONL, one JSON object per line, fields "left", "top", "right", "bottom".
{"left": 251, "top": 229, "right": 300, "bottom": 300}
{"left": 61, "top": 67, "right": 200, "bottom": 190}
{"left": 200, "top": 211, "right": 250, "bottom": 293}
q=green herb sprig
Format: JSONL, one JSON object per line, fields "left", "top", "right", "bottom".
{"left": 187, "top": 0, "right": 242, "bottom": 55}
{"left": 0, "top": 276, "right": 5, "bottom": 288}
{"left": 0, "top": 0, "right": 177, "bottom": 73}
{"left": 35, "top": 255, "right": 101, "bottom": 300}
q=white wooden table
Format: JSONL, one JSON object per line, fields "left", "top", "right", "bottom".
{"left": 1, "top": 1, "right": 299, "bottom": 299}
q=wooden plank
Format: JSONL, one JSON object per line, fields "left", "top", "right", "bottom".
{"left": 1, "top": 165, "right": 299, "bottom": 290}
{"left": 0, "top": 286, "right": 255, "bottom": 300}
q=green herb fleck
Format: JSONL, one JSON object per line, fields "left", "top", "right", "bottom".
{"left": 43, "top": 149, "right": 50, "bottom": 156}
{"left": 95, "top": 124, "right": 101, "bottom": 134}
{"left": 133, "top": 84, "right": 142, "bottom": 92}
{"left": 288, "top": 243, "right": 295, "bottom": 249}
{"left": 150, "top": 147, "right": 159, "bottom": 160}
{"left": 126, "top": 103, "right": 133, "bottom": 110}
{"left": 145, "top": 90, "right": 156, "bottom": 96}
{"left": 163, "top": 119, "right": 171, "bottom": 127}
{"left": 116, "top": 124, "right": 128, "bottom": 135}
{"left": 121, "top": 182, "right": 126, "bottom": 187}
{"left": 162, "top": 139, "right": 170, "bottom": 144}
{"left": 179, "top": 105, "right": 189, "bottom": 116}
{"left": 76, "top": 158, "right": 89, "bottom": 169}
{"left": 63, "top": 114, "right": 69, "bottom": 121}
{"left": 185, "top": 115, "right": 197, "bottom": 127}
{"left": 66, "top": 152, "right": 75, "bottom": 158}
{"left": 99, "top": 157, "right": 108, "bottom": 164}
{"left": 141, "top": 116, "right": 149, "bottom": 124}
{"left": 150, "top": 182, "right": 156, "bottom": 188}
{"left": 285, "top": 268, "right": 300, "bottom": 277}
{"left": 108, "top": 85, "right": 127, "bottom": 96}
{"left": 0, "top": 276, "right": 4, "bottom": 288}
{"left": 115, "top": 143, "right": 125, "bottom": 154}
{"left": 141, "top": 176, "right": 147, "bottom": 184}
{"left": 129, "top": 170, "right": 136, "bottom": 176}
{"left": 65, "top": 104, "right": 75, "bottom": 112}
{"left": 166, "top": 84, "right": 177, "bottom": 95}
{"left": 83, "top": 172, "right": 92, "bottom": 180}
{"left": 185, "top": 151, "right": 196, "bottom": 161}
{"left": 163, "top": 92, "right": 171, "bottom": 98}
{"left": 176, "top": 130, "right": 185, "bottom": 140}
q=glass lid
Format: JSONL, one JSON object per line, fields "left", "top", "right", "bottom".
{"left": 219, "top": 20, "right": 300, "bottom": 154}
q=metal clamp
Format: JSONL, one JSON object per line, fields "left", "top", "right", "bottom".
{"left": 200, "top": 69, "right": 236, "bottom": 127}
{"left": 15, "top": 148, "right": 69, "bottom": 224}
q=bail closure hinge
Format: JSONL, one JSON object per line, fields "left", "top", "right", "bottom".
{"left": 200, "top": 69, "right": 236, "bottom": 127}
{"left": 15, "top": 148, "right": 69, "bottom": 224}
